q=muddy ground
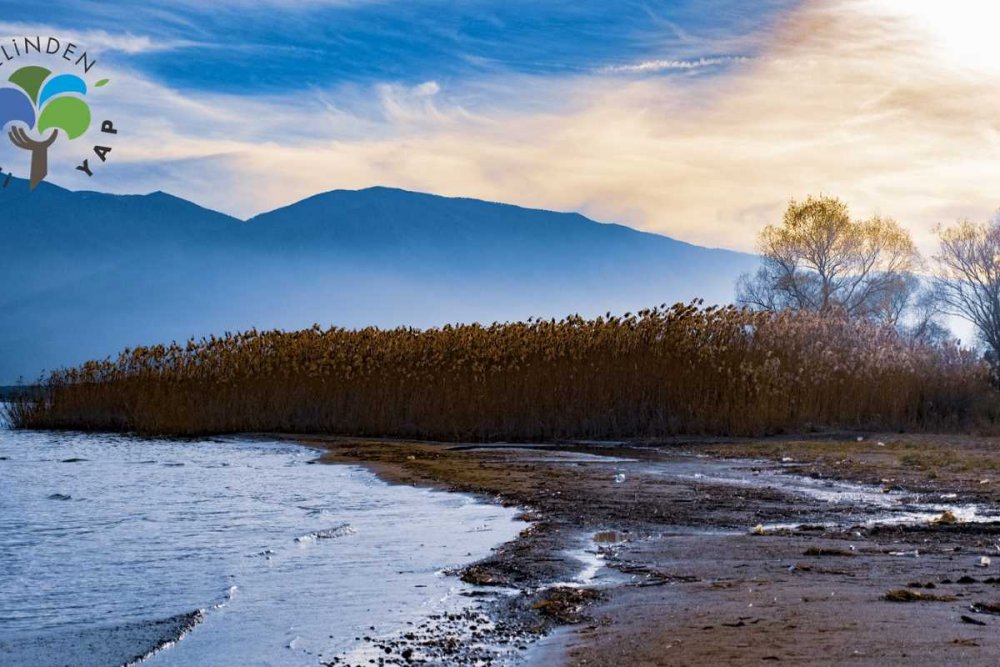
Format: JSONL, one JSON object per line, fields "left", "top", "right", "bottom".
{"left": 287, "top": 434, "right": 1000, "bottom": 666}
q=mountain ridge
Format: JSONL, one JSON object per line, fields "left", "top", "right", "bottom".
{"left": 0, "top": 177, "right": 758, "bottom": 382}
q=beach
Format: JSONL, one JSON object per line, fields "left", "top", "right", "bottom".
{"left": 5, "top": 429, "right": 1000, "bottom": 665}
{"left": 299, "top": 434, "right": 1000, "bottom": 666}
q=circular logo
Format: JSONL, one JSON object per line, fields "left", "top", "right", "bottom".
{"left": 0, "top": 37, "right": 118, "bottom": 191}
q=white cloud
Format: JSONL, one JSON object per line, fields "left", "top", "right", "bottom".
{"left": 602, "top": 56, "right": 749, "bottom": 74}
{"left": 17, "top": 0, "right": 1000, "bottom": 259}
{"left": 0, "top": 23, "right": 201, "bottom": 54}
{"left": 412, "top": 81, "right": 441, "bottom": 97}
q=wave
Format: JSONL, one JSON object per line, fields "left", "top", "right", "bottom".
{"left": 126, "top": 585, "right": 237, "bottom": 664}
{"left": 0, "top": 609, "right": 206, "bottom": 667}
{"left": 295, "top": 523, "right": 358, "bottom": 543}
{"left": 211, "top": 585, "right": 238, "bottom": 610}
{"left": 122, "top": 609, "right": 205, "bottom": 666}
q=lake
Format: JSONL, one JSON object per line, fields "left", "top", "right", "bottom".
{"left": 0, "top": 428, "right": 523, "bottom": 666}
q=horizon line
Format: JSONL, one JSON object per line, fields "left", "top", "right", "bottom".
{"left": 13, "top": 175, "right": 749, "bottom": 256}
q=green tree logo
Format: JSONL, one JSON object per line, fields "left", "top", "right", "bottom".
{"left": 0, "top": 66, "right": 107, "bottom": 190}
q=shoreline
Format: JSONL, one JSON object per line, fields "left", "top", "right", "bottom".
{"left": 286, "top": 433, "right": 1000, "bottom": 666}
{"left": 294, "top": 436, "right": 605, "bottom": 666}
{"left": 0, "top": 433, "right": 532, "bottom": 667}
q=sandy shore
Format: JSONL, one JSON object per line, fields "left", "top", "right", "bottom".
{"left": 286, "top": 433, "right": 1000, "bottom": 666}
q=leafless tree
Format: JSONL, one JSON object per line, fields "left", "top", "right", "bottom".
{"left": 933, "top": 218, "right": 1000, "bottom": 358}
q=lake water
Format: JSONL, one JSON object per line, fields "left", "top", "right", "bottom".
{"left": 0, "top": 428, "right": 523, "bottom": 666}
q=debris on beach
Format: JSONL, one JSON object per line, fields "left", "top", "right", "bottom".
{"left": 752, "top": 524, "right": 766, "bottom": 535}
{"left": 884, "top": 589, "right": 956, "bottom": 603}
{"left": 593, "top": 530, "right": 624, "bottom": 544}
{"left": 978, "top": 556, "right": 992, "bottom": 568}
{"left": 514, "top": 509, "right": 543, "bottom": 523}
{"left": 931, "top": 510, "right": 959, "bottom": 525}
{"left": 326, "top": 605, "right": 536, "bottom": 666}
{"left": 531, "top": 586, "right": 602, "bottom": 624}
{"left": 970, "top": 602, "right": 1000, "bottom": 616}
{"left": 803, "top": 547, "right": 854, "bottom": 557}
{"left": 888, "top": 550, "right": 920, "bottom": 558}
{"left": 460, "top": 565, "right": 510, "bottom": 587}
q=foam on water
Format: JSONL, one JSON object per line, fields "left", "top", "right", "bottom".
{"left": 294, "top": 523, "right": 358, "bottom": 543}
{"left": 0, "top": 429, "right": 523, "bottom": 666}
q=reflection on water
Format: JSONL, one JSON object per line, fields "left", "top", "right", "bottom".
{"left": 0, "top": 430, "right": 521, "bottom": 666}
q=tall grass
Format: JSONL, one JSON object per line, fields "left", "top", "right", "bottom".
{"left": 8, "top": 303, "right": 996, "bottom": 438}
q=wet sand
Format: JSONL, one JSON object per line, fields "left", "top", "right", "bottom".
{"left": 0, "top": 611, "right": 204, "bottom": 667}
{"left": 289, "top": 434, "right": 1000, "bottom": 666}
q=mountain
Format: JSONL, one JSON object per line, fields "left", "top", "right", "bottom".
{"left": 0, "top": 179, "right": 758, "bottom": 382}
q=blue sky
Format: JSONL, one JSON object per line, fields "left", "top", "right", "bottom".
{"left": 7, "top": 1, "right": 793, "bottom": 95}
{"left": 0, "top": 1, "right": 998, "bottom": 254}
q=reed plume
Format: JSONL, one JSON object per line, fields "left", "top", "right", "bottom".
{"left": 7, "top": 303, "right": 995, "bottom": 439}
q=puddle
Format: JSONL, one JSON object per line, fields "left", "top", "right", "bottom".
{"left": 528, "top": 445, "right": 1000, "bottom": 531}
{"left": 644, "top": 452, "right": 1000, "bottom": 529}
{"left": 544, "top": 530, "right": 636, "bottom": 591}
{"left": 452, "top": 446, "right": 637, "bottom": 465}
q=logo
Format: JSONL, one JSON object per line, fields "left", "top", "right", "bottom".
{"left": 0, "top": 37, "right": 118, "bottom": 191}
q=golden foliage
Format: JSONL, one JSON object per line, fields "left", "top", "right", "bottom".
{"left": 741, "top": 195, "right": 920, "bottom": 322}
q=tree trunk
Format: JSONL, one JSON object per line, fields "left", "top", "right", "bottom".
{"left": 28, "top": 143, "right": 49, "bottom": 191}
{"left": 7, "top": 127, "right": 59, "bottom": 191}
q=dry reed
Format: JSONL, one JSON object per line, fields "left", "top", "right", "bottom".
{"left": 7, "top": 303, "right": 996, "bottom": 438}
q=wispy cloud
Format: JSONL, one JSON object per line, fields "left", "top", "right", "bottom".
{"left": 0, "top": 22, "right": 202, "bottom": 53}
{"left": 16, "top": 0, "right": 997, "bottom": 260}
{"left": 142, "top": 2, "right": 1000, "bottom": 251}
{"left": 601, "top": 56, "right": 749, "bottom": 74}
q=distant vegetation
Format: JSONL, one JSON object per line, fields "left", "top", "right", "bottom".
{"left": 7, "top": 304, "right": 994, "bottom": 438}
{"left": 0, "top": 184, "right": 755, "bottom": 383}
{"left": 738, "top": 195, "right": 1000, "bottom": 362}
{"left": 737, "top": 195, "right": 942, "bottom": 342}
{"left": 9, "top": 193, "right": 1000, "bottom": 440}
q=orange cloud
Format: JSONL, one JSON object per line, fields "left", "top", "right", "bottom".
{"left": 86, "top": 0, "right": 1000, "bottom": 255}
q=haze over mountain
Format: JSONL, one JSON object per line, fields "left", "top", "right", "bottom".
{"left": 0, "top": 178, "right": 757, "bottom": 382}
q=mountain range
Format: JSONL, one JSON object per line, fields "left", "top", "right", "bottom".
{"left": 0, "top": 178, "right": 758, "bottom": 382}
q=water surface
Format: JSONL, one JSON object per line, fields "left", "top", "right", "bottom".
{"left": 0, "top": 429, "right": 521, "bottom": 666}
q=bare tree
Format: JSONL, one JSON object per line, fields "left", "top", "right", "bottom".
{"left": 901, "top": 281, "right": 952, "bottom": 346}
{"left": 737, "top": 195, "right": 921, "bottom": 325}
{"left": 933, "top": 218, "right": 1000, "bottom": 358}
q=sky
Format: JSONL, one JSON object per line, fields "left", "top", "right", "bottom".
{"left": 0, "top": 0, "right": 998, "bottom": 253}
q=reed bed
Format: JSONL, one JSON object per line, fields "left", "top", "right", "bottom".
{"left": 7, "top": 303, "right": 996, "bottom": 439}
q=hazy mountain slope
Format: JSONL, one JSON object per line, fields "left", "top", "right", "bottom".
{"left": 0, "top": 180, "right": 757, "bottom": 382}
